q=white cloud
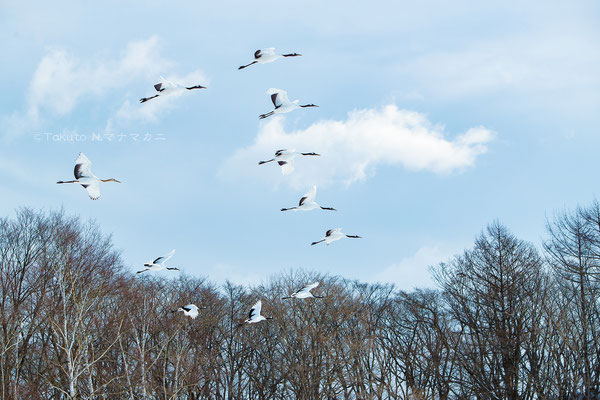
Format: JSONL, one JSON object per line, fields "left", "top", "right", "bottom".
{"left": 3, "top": 36, "right": 208, "bottom": 137}
{"left": 1, "top": 111, "right": 38, "bottom": 142}
{"left": 369, "top": 245, "right": 457, "bottom": 291}
{"left": 399, "top": 32, "right": 600, "bottom": 100}
{"left": 220, "top": 105, "right": 494, "bottom": 188}
{"left": 28, "top": 36, "right": 172, "bottom": 117}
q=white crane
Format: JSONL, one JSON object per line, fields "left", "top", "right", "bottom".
{"left": 137, "top": 249, "right": 179, "bottom": 274}
{"left": 311, "top": 228, "right": 362, "bottom": 246}
{"left": 281, "top": 185, "right": 336, "bottom": 212}
{"left": 238, "top": 48, "right": 301, "bottom": 70}
{"left": 56, "top": 153, "right": 121, "bottom": 200}
{"left": 282, "top": 282, "right": 324, "bottom": 299}
{"left": 258, "top": 149, "right": 320, "bottom": 175}
{"left": 259, "top": 88, "right": 318, "bottom": 119}
{"left": 140, "top": 77, "right": 206, "bottom": 103}
{"left": 172, "top": 304, "right": 206, "bottom": 319}
{"left": 243, "top": 300, "right": 272, "bottom": 324}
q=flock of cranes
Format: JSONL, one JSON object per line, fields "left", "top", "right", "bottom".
{"left": 55, "top": 48, "right": 361, "bottom": 325}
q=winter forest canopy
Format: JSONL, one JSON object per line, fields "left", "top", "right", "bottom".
{"left": 1, "top": 202, "right": 600, "bottom": 399}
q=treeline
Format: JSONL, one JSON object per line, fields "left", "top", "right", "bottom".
{"left": 1, "top": 204, "right": 600, "bottom": 399}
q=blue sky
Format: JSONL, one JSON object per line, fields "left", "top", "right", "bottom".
{"left": 1, "top": 1, "right": 599, "bottom": 289}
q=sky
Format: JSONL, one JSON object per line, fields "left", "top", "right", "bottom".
{"left": 1, "top": 1, "right": 599, "bottom": 290}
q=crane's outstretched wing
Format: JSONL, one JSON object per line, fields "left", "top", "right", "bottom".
{"left": 248, "top": 300, "right": 262, "bottom": 319}
{"left": 279, "top": 160, "right": 294, "bottom": 175}
{"left": 300, "top": 186, "right": 317, "bottom": 205}
{"left": 156, "top": 77, "right": 177, "bottom": 91}
{"left": 74, "top": 153, "right": 93, "bottom": 179}
{"left": 271, "top": 93, "right": 281, "bottom": 108}
{"left": 326, "top": 228, "right": 341, "bottom": 237}
{"left": 267, "top": 88, "right": 290, "bottom": 106}
{"left": 153, "top": 249, "right": 175, "bottom": 264}
{"left": 81, "top": 180, "right": 100, "bottom": 200}
{"left": 296, "top": 281, "right": 319, "bottom": 294}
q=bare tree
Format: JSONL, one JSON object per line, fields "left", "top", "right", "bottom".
{"left": 7, "top": 207, "right": 600, "bottom": 398}
{"left": 0, "top": 209, "right": 55, "bottom": 399}
{"left": 433, "top": 222, "right": 546, "bottom": 399}
{"left": 545, "top": 203, "right": 600, "bottom": 398}
{"left": 43, "top": 215, "right": 123, "bottom": 399}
